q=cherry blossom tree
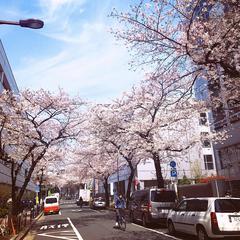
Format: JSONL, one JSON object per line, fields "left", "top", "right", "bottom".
{"left": 75, "top": 140, "right": 117, "bottom": 207}
{"left": 0, "top": 89, "right": 85, "bottom": 224}
{"left": 32, "top": 147, "right": 68, "bottom": 202}
{"left": 115, "top": 79, "right": 204, "bottom": 188}
{"left": 87, "top": 103, "right": 147, "bottom": 206}
{"left": 111, "top": 0, "right": 240, "bottom": 109}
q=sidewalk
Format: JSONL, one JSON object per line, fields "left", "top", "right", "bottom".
{"left": 10, "top": 211, "right": 43, "bottom": 240}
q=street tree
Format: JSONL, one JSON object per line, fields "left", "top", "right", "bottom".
{"left": 75, "top": 138, "right": 117, "bottom": 207}
{"left": 88, "top": 103, "right": 146, "bottom": 206}
{"left": 111, "top": 0, "right": 240, "bottom": 108}
{"left": 117, "top": 79, "right": 203, "bottom": 188}
{"left": 0, "top": 89, "right": 85, "bottom": 227}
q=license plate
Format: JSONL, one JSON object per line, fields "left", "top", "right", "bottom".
{"left": 159, "top": 209, "right": 169, "bottom": 213}
{"left": 231, "top": 216, "right": 240, "bottom": 222}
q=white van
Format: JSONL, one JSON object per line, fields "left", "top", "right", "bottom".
{"left": 44, "top": 196, "right": 60, "bottom": 215}
{"left": 167, "top": 197, "right": 240, "bottom": 239}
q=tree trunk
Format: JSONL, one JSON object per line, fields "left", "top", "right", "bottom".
{"left": 126, "top": 162, "right": 135, "bottom": 209}
{"left": 39, "top": 168, "right": 44, "bottom": 204}
{"left": 10, "top": 159, "right": 38, "bottom": 234}
{"left": 103, "top": 176, "right": 110, "bottom": 207}
{"left": 152, "top": 152, "right": 164, "bottom": 188}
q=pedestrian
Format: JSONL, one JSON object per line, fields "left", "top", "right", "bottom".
{"left": 79, "top": 197, "right": 83, "bottom": 208}
{"left": 225, "top": 190, "right": 232, "bottom": 197}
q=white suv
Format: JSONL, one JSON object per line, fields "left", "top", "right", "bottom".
{"left": 167, "top": 197, "right": 240, "bottom": 240}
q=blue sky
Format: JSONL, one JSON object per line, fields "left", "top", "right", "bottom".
{"left": 0, "top": 0, "right": 143, "bottom": 102}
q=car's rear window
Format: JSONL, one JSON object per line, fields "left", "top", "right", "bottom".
{"left": 46, "top": 198, "right": 57, "bottom": 204}
{"left": 151, "top": 190, "right": 176, "bottom": 202}
{"left": 94, "top": 197, "right": 105, "bottom": 201}
{"left": 215, "top": 199, "right": 240, "bottom": 213}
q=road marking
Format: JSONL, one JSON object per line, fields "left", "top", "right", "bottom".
{"left": 38, "top": 230, "right": 78, "bottom": 239}
{"left": 67, "top": 217, "right": 84, "bottom": 240}
{"left": 59, "top": 211, "right": 62, "bottom": 215}
{"left": 131, "top": 223, "right": 181, "bottom": 240}
{"left": 40, "top": 223, "right": 69, "bottom": 230}
{"left": 37, "top": 232, "right": 78, "bottom": 239}
{"left": 71, "top": 209, "right": 83, "bottom": 212}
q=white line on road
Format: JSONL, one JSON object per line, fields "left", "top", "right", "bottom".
{"left": 59, "top": 211, "right": 62, "bottom": 215}
{"left": 131, "top": 223, "right": 181, "bottom": 240}
{"left": 37, "top": 232, "right": 78, "bottom": 239}
{"left": 67, "top": 217, "right": 84, "bottom": 240}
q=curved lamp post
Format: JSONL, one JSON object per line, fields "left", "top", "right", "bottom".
{"left": 0, "top": 18, "right": 44, "bottom": 29}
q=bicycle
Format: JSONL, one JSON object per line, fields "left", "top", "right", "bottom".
{"left": 116, "top": 208, "right": 126, "bottom": 231}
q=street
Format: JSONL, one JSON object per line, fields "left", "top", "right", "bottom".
{"left": 27, "top": 200, "right": 195, "bottom": 240}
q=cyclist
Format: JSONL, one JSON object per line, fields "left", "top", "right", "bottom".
{"left": 114, "top": 193, "right": 126, "bottom": 228}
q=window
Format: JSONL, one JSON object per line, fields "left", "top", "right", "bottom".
{"left": 204, "top": 155, "right": 214, "bottom": 170}
{"left": 151, "top": 190, "right": 176, "bottom": 202}
{"left": 46, "top": 197, "right": 57, "bottom": 204}
{"left": 177, "top": 201, "right": 187, "bottom": 211}
{"left": 201, "top": 132, "right": 211, "bottom": 148}
{"left": 187, "top": 200, "right": 208, "bottom": 211}
{"left": 199, "top": 113, "right": 207, "bottom": 125}
{"left": 215, "top": 199, "right": 240, "bottom": 213}
{"left": 203, "top": 140, "right": 211, "bottom": 148}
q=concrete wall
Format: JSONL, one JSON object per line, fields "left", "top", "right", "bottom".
{"left": 177, "top": 180, "right": 227, "bottom": 199}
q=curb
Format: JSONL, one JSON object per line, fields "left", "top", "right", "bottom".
{"left": 10, "top": 212, "right": 43, "bottom": 240}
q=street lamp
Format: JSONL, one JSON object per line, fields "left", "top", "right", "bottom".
{"left": 0, "top": 18, "right": 44, "bottom": 29}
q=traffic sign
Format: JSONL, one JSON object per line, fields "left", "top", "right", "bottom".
{"left": 170, "top": 168, "right": 177, "bottom": 177}
{"left": 170, "top": 161, "right": 176, "bottom": 168}
{"left": 35, "top": 185, "right": 40, "bottom": 193}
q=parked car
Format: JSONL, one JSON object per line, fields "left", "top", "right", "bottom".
{"left": 129, "top": 188, "right": 177, "bottom": 227}
{"left": 43, "top": 196, "right": 60, "bottom": 215}
{"left": 91, "top": 196, "right": 106, "bottom": 209}
{"left": 167, "top": 197, "right": 240, "bottom": 240}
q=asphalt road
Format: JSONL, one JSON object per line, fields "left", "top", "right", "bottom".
{"left": 27, "top": 200, "right": 196, "bottom": 240}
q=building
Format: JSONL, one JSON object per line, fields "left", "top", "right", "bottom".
{"left": 194, "top": 76, "right": 239, "bottom": 186}
{"left": 0, "top": 40, "right": 36, "bottom": 200}
{"left": 192, "top": 2, "right": 240, "bottom": 196}
{"left": 210, "top": 83, "right": 240, "bottom": 196}
{"left": 95, "top": 112, "right": 217, "bottom": 197}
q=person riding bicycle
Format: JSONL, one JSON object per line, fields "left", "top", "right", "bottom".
{"left": 114, "top": 193, "right": 126, "bottom": 227}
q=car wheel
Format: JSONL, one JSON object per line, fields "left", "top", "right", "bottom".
{"left": 129, "top": 211, "right": 134, "bottom": 223}
{"left": 197, "top": 226, "right": 209, "bottom": 240}
{"left": 168, "top": 220, "right": 176, "bottom": 235}
{"left": 142, "top": 214, "right": 148, "bottom": 227}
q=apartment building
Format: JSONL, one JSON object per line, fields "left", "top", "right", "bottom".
{"left": 211, "top": 86, "right": 240, "bottom": 196}
{"left": 0, "top": 40, "right": 36, "bottom": 199}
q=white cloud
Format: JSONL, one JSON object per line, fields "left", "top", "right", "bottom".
{"left": 14, "top": 0, "right": 143, "bottom": 102}
{"left": 16, "top": 22, "right": 142, "bottom": 102}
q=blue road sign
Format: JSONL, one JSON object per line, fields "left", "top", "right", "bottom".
{"left": 170, "top": 168, "right": 177, "bottom": 177}
{"left": 35, "top": 185, "right": 40, "bottom": 193}
{"left": 170, "top": 161, "right": 176, "bottom": 168}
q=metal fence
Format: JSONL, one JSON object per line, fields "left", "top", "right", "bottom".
{"left": 0, "top": 204, "right": 42, "bottom": 238}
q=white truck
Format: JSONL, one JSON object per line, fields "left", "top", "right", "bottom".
{"left": 78, "top": 189, "right": 91, "bottom": 204}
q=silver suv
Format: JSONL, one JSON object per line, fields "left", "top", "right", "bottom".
{"left": 167, "top": 197, "right": 240, "bottom": 240}
{"left": 129, "top": 188, "right": 176, "bottom": 227}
